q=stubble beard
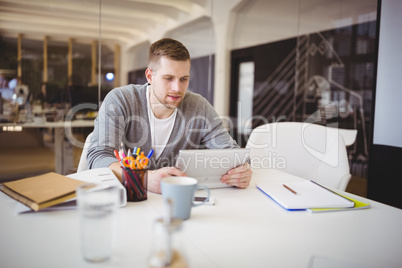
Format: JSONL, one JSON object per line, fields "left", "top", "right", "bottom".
{"left": 151, "top": 87, "right": 181, "bottom": 113}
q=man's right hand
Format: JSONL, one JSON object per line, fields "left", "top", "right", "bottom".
{"left": 108, "top": 162, "right": 187, "bottom": 194}
{"left": 147, "top": 167, "right": 187, "bottom": 194}
{"left": 108, "top": 161, "right": 124, "bottom": 183}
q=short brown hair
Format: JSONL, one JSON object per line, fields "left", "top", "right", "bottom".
{"left": 148, "top": 38, "right": 190, "bottom": 71}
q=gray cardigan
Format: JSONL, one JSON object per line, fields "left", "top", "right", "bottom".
{"left": 87, "top": 83, "right": 238, "bottom": 170}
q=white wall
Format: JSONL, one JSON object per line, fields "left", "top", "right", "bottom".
{"left": 168, "top": 17, "right": 215, "bottom": 59}
{"left": 232, "top": 0, "right": 377, "bottom": 50}
{"left": 122, "top": 41, "right": 150, "bottom": 85}
{"left": 121, "top": 0, "right": 378, "bottom": 116}
{"left": 373, "top": 0, "right": 402, "bottom": 148}
{"left": 122, "top": 18, "right": 214, "bottom": 86}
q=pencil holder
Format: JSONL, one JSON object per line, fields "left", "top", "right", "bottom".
{"left": 121, "top": 166, "right": 149, "bottom": 202}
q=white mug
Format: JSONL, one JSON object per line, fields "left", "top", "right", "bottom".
{"left": 161, "top": 177, "right": 210, "bottom": 220}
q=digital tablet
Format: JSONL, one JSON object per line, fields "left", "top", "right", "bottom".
{"left": 175, "top": 148, "right": 251, "bottom": 189}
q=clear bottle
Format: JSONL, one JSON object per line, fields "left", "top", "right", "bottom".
{"left": 147, "top": 218, "right": 187, "bottom": 268}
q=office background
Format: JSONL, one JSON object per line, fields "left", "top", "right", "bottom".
{"left": 0, "top": 0, "right": 400, "bottom": 208}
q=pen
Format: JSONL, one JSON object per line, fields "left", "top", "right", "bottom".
{"left": 114, "top": 150, "right": 121, "bottom": 162}
{"left": 147, "top": 149, "right": 154, "bottom": 159}
{"left": 120, "top": 142, "right": 125, "bottom": 155}
{"left": 283, "top": 184, "right": 297, "bottom": 195}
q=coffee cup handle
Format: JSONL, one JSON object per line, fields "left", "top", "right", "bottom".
{"left": 192, "top": 185, "right": 210, "bottom": 207}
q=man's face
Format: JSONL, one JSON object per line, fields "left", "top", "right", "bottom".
{"left": 146, "top": 56, "right": 190, "bottom": 114}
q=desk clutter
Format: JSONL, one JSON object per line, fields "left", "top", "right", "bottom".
{"left": 0, "top": 101, "right": 68, "bottom": 124}
{"left": 0, "top": 172, "right": 86, "bottom": 211}
{"left": 1, "top": 167, "right": 399, "bottom": 267}
{"left": 115, "top": 144, "right": 154, "bottom": 202}
{"left": 0, "top": 168, "right": 126, "bottom": 213}
{"left": 0, "top": 98, "right": 98, "bottom": 124}
{"left": 257, "top": 180, "right": 370, "bottom": 212}
{"left": 1, "top": 164, "right": 370, "bottom": 214}
{"left": 0, "top": 166, "right": 189, "bottom": 266}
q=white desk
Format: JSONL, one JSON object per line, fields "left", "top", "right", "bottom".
{"left": 0, "top": 120, "right": 94, "bottom": 174}
{"left": 1, "top": 168, "right": 401, "bottom": 268}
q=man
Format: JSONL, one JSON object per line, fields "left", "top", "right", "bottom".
{"left": 87, "top": 38, "right": 252, "bottom": 193}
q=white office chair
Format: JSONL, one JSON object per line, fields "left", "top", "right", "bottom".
{"left": 77, "top": 132, "right": 93, "bottom": 172}
{"left": 246, "top": 122, "right": 354, "bottom": 191}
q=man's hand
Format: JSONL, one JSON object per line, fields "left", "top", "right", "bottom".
{"left": 147, "top": 167, "right": 187, "bottom": 194}
{"left": 109, "top": 162, "right": 186, "bottom": 194}
{"left": 220, "top": 163, "right": 252, "bottom": 189}
{"left": 108, "top": 161, "right": 123, "bottom": 182}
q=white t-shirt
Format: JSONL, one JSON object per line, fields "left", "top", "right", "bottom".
{"left": 146, "top": 86, "right": 177, "bottom": 160}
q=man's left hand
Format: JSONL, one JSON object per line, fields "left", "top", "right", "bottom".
{"left": 220, "top": 163, "right": 252, "bottom": 188}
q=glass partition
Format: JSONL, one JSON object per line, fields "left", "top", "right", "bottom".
{"left": 0, "top": 0, "right": 379, "bottom": 189}
{"left": 229, "top": 0, "right": 378, "bottom": 196}
{"left": 0, "top": 0, "right": 105, "bottom": 177}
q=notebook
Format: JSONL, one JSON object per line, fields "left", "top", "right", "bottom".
{"left": 1, "top": 172, "right": 86, "bottom": 211}
{"left": 175, "top": 148, "right": 250, "bottom": 189}
{"left": 307, "top": 193, "right": 370, "bottom": 213}
{"left": 257, "top": 180, "right": 355, "bottom": 210}
{"left": 11, "top": 168, "right": 127, "bottom": 214}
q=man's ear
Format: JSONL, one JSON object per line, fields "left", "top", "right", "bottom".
{"left": 145, "top": 69, "right": 153, "bottom": 84}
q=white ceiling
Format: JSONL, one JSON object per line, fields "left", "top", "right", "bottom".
{"left": 0, "top": 0, "right": 379, "bottom": 52}
{"left": 0, "top": 0, "right": 378, "bottom": 63}
{"left": 0, "top": 0, "right": 209, "bottom": 48}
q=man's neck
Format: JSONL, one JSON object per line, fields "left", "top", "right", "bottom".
{"left": 150, "top": 103, "right": 175, "bottom": 119}
{"left": 148, "top": 87, "right": 175, "bottom": 119}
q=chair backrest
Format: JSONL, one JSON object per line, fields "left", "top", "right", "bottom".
{"left": 77, "top": 132, "right": 93, "bottom": 172}
{"left": 337, "top": 128, "right": 357, "bottom": 146}
{"left": 246, "top": 122, "right": 351, "bottom": 191}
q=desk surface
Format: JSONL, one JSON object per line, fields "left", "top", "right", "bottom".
{"left": 0, "top": 119, "right": 94, "bottom": 174}
{"left": 1, "top": 169, "right": 401, "bottom": 268}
